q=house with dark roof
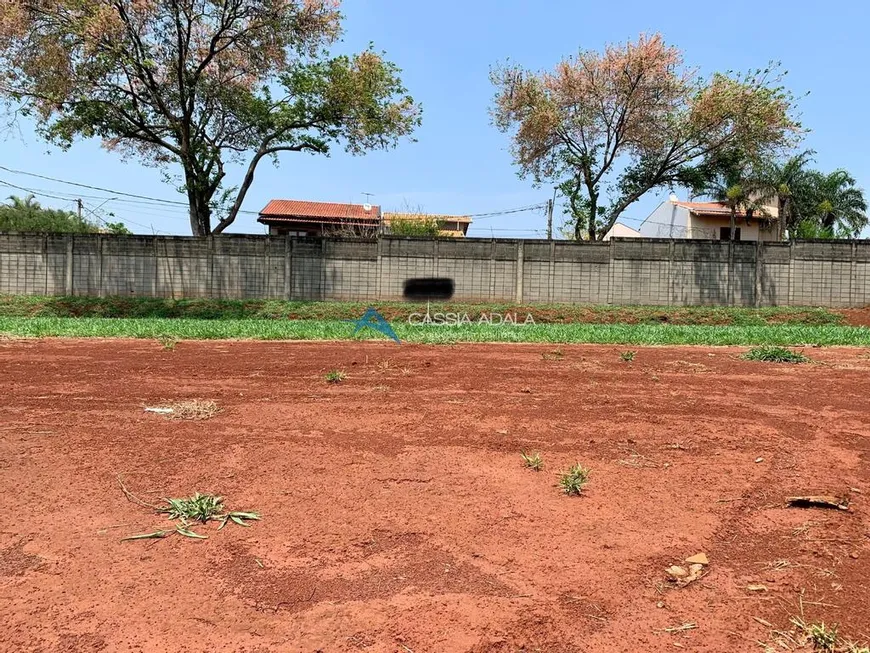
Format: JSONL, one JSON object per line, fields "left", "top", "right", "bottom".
{"left": 637, "top": 196, "right": 780, "bottom": 241}
{"left": 258, "top": 200, "right": 382, "bottom": 237}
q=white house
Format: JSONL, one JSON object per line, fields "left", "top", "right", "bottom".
{"left": 603, "top": 223, "right": 643, "bottom": 240}
{"left": 637, "top": 195, "right": 780, "bottom": 242}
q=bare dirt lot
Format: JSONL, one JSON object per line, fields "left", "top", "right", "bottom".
{"left": 1, "top": 339, "right": 869, "bottom": 653}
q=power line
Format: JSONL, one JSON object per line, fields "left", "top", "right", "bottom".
{"left": 0, "top": 179, "right": 81, "bottom": 204}
{"left": 0, "top": 164, "right": 261, "bottom": 217}
{"left": 471, "top": 227, "right": 547, "bottom": 233}
{"left": 468, "top": 202, "right": 549, "bottom": 219}
{"left": 9, "top": 164, "right": 691, "bottom": 234}
{"left": 79, "top": 199, "right": 167, "bottom": 234}
{"left": 1, "top": 178, "right": 192, "bottom": 219}
{"left": 1, "top": 178, "right": 722, "bottom": 238}
{"left": 0, "top": 164, "right": 190, "bottom": 207}
{"left": 2, "top": 164, "right": 561, "bottom": 225}
{"left": 0, "top": 179, "right": 168, "bottom": 233}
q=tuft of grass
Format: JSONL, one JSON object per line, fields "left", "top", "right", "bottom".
{"left": 808, "top": 623, "right": 838, "bottom": 651}
{"left": 742, "top": 346, "right": 809, "bottom": 363}
{"left": 118, "top": 479, "right": 260, "bottom": 541}
{"left": 325, "top": 370, "right": 347, "bottom": 383}
{"left": 792, "top": 618, "right": 839, "bottom": 652}
{"left": 620, "top": 350, "right": 636, "bottom": 362}
{"left": 165, "top": 399, "right": 220, "bottom": 420}
{"left": 161, "top": 492, "right": 224, "bottom": 523}
{"left": 520, "top": 451, "right": 543, "bottom": 471}
{"left": 157, "top": 335, "right": 177, "bottom": 350}
{"left": 559, "top": 463, "right": 591, "bottom": 496}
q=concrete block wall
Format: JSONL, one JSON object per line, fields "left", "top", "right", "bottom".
{"left": 790, "top": 242, "right": 854, "bottom": 308}
{"left": 1, "top": 233, "right": 869, "bottom": 308}
{"left": 551, "top": 242, "right": 609, "bottom": 304}
{"left": 609, "top": 240, "right": 671, "bottom": 306}
{"left": 0, "top": 234, "right": 67, "bottom": 295}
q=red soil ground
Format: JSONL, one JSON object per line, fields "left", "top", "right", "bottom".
{"left": 1, "top": 340, "right": 869, "bottom": 653}
{"left": 842, "top": 307, "right": 870, "bottom": 327}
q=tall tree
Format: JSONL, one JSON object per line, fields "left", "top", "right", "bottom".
{"left": 0, "top": 1, "right": 420, "bottom": 236}
{"left": 490, "top": 34, "right": 800, "bottom": 240}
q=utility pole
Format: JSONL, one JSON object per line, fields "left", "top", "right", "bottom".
{"left": 546, "top": 199, "right": 553, "bottom": 240}
{"left": 546, "top": 188, "right": 556, "bottom": 240}
{"left": 76, "top": 199, "right": 83, "bottom": 221}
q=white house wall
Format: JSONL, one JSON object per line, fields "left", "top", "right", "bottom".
{"left": 688, "top": 214, "right": 779, "bottom": 241}
{"left": 638, "top": 202, "right": 689, "bottom": 238}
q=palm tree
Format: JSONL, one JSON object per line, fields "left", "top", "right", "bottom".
{"left": 6, "top": 194, "right": 41, "bottom": 213}
{"left": 720, "top": 182, "right": 767, "bottom": 241}
{"left": 809, "top": 170, "right": 868, "bottom": 238}
{"left": 686, "top": 149, "right": 767, "bottom": 240}
{"left": 755, "top": 150, "right": 815, "bottom": 240}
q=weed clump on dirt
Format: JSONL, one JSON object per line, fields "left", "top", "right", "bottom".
{"left": 520, "top": 451, "right": 543, "bottom": 471}
{"left": 542, "top": 348, "right": 564, "bottom": 361}
{"left": 559, "top": 464, "right": 590, "bottom": 496}
{"left": 166, "top": 400, "right": 220, "bottom": 420}
{"left": 325, "top": 370, "right": 347, "bottom": 383}
{"left": 118, "top": 479, "right": 260, "bottom": 541}
{"left": 742, "top": 346, "right": 809, "bottom": 363}
{"left": 620, "top": 350, "right": 636, "bottom": 362}
{"left": 790, "top": 617, "right": 844, "bottom": 652}
{"left": 162, "top": 493, "right": 225, "bottom": 523}
{"left": 808, "top": 624, "right": 838, "bottom": 652}
{"left": 157, "top": 335, "right": 177, "bottom": 350}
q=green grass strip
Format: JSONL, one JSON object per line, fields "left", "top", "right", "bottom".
{"left": 2, "top": 317, "right": 869, "bottom": 346}
{"left": 0, "top": 295, "right": 845, "bottom": 326}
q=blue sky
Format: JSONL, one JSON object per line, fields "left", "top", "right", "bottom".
{"left": 1, "top": 0, "right": 868, "bottom": 237}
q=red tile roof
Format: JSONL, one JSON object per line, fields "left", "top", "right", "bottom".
{"left": 258, "top": 199, "right": 381, "bottom": 222}
{"left": 674, "top": 201, "right": 773, "bottom": 220}
{"left": 675, "top": 201, "right": 732, "bottom": 214}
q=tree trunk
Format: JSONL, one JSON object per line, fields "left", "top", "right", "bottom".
{"left": 780, "top": 197, "right": 789, "bottom": 241}
{"left": 585, "top": 191, "right": 599, "bottom": 241}
{"left": 184, "top": 168, "right": 213, "bottom": 236}
{"left": 187, "top": 199, "right": 212, "bottom": 236}
{"left": 214, "top": 150, "right": 267, "bottom": 235}
{"left": 729, "top": 206, "right": 737, "bottom": 241}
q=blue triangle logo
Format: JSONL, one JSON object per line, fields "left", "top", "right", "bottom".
{"left": 347, "top": 307, "right": 401, "bottom": 343}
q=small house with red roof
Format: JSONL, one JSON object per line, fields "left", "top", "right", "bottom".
{"left": 258, "top": 199, "right": 473, "bottom": 238}
{"left": 258, "top": 199, "right": 382, "bottom": 237}
{"left": 637, "top": 196, "right": 780, "bottom": 241}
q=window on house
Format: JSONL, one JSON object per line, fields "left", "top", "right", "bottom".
{"left": 719, "top": 227, "right": 741, "bottom": 241}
